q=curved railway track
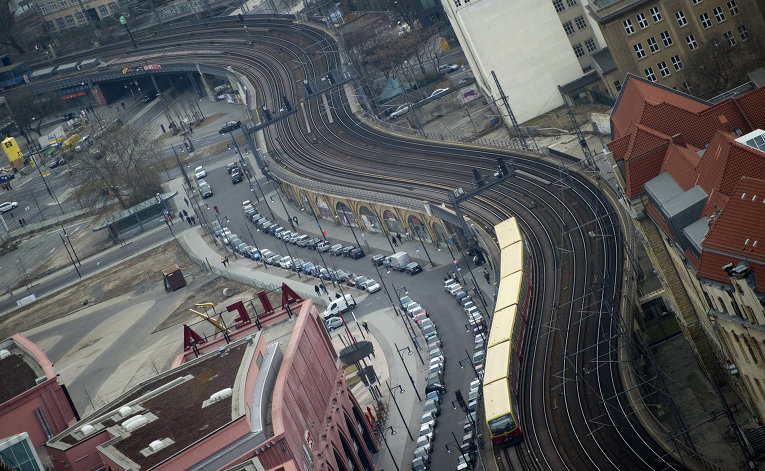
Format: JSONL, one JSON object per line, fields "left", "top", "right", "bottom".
{"left": 72, "top": 17, "right": 681, "bottom": 470}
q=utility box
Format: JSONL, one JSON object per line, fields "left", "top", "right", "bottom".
{"left": 162, "top": 264, "right": 186, "bottom": 291}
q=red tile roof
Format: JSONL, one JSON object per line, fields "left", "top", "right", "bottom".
{"left": 698, "top": 177, "right": 765, "bottom": 291}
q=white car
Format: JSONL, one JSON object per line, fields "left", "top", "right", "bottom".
{"left": 389, "top": 104, "right": 410, "bottom": 119}
{"left": 438, "top": 63, "right": 459, "bottom": 73}
{"left": 0, "top": 201, "right": 18, "bottom": 213}
{"left": 194, "top": 166, "right": 206, "bottom": 179}
{"left": 325, "top": 317, "right": 344, "bottom": 331}
{"left": 429, "top": 88, "right": 449, "bottom": 99}
{"left": 361, "top": 279, "right": 381, "bottom": 293}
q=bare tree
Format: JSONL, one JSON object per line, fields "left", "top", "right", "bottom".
{"left": 70, "top": 125, "right": 163, "bottom": 209}
{"left": 684, "top": 36, "right": 760, "bottom": 98}
{"left": 0, "top": 0, "right": 25, "bottom": 54}
{"left": 2, "top": 89, "right": 67, "bottom": 142}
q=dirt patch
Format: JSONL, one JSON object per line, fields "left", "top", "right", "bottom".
{"left": 0, "top": 241, "right": 196, "bottom": 339}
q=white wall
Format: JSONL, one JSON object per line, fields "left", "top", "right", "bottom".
{"left": 442, "top": 0, "right": 584, "bottom": 123}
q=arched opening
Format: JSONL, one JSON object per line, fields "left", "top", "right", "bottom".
{"left": 316, "top": 196, "right": 333, "bottom": 220}
{"left": 336, "top": 202, "right": 358, "bottom": 227}
{"left": 383, "top": 210, "right": 404, "bottom": 233}
{"left": 299, "top": 191, "right": 312, "bottom": 214}
{"left": 358, "top": 206, "right": 381, "bottom": 233}
{"left": 432, "top": 222, "right": 448, "bottom": 245}
{"left": 408, "top": 215, "right": 431, "bottom": 242}
{"left": 345, "top": 413, "right": 372, "bottom": 471}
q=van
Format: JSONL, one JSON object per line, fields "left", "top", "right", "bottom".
{"left": 322, "top": 293, "right": 357, "bottom": 319}
{"left": 387, "top": 251, "right": 411, "bottom": 271}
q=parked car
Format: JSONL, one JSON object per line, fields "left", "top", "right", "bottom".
{"left": 429, "top": 88, "right": 449, "bottom": 98}
{"left": 360, "top": 279, "right": 381, "bottom": 293}
{"left": 231, "top": 170, "right": 243, "bottom": 184}
{"left": 405, "top": 262, "right": 422, "bottom": 275}
{"left": 229, "top": 163, "right": 241, "bottom": 174}
{"left": 317, "top": 241, "right": 332, "bottom": 252}
{"left": 372, "top": 254, "right": 386, "bottom": 266}
{"left": 349, "top": 248, "right": 365, "bottom": 259}
{"left": 389, "top": 104, "right": 410, "bottom": 119}
{"left": 199, "top": 182, "right": 213, "bottom": 198}
{"left": 218, "top": 120, "right": 242, "bottom": 134}
{"left": 340, "top": 245, "right": 355, "bottom": 257}
{"left": 438, "top": 63, "right": 459, "bottom": 73}
{"left": 141, "top": 91, "right": 158, "bottom": 102}
{"left": 325, "top": 317, "right": 344, "bottom": 331}
{"left": 194, "top": 165, "right": 206, "bottom": 179}
{"left": 333, "top": 270, "right": 350, "bottom": 283}
{"left": 329, "top": 243, "right": 344, "bottom": 255}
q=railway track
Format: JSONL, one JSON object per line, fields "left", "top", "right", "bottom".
{"left": 71, "top": 17, "right": 682, "bottom": 470}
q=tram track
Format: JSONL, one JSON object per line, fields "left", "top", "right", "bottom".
{"left": 72, "top": 17, "right": 680, "bottom": 470}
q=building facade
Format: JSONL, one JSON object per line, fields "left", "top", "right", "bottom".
{"left": 587, "top": 0, "right": 765, "bottom": 94}
{"left": 45, "top": 292, "right": 379, "bottom": 471}
{"left": 607, "top": 74, "right": 765, "bottom": 422}
{"left": 33, "top": 0, "right": 126, "bottom": 32}
{"left": 0, "top": 334, "right": 78, "bottom": 449}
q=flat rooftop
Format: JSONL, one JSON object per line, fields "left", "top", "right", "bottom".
{"left": 0, "top": 339, "right": 44, "bottom": 404}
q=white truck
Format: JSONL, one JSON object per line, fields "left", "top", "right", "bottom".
{"left": 386, "top": 252, "right": 412, "bottom": 271}
{"left": 322, "top": 294, "right": 357, "bottom": 319}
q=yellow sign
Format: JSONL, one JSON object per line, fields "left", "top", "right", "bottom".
{"left": 42, "top": 171, "right": 49, "bottom": 176}
{"left": 2, "top": 137, "right": 23, "bottom": 164}
{"left": 440, "top": 37, "right": 450, "bottom": 52}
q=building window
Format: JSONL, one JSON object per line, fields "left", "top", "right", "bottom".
{"left": 624, "top": 18, "right": 635, "bottom": 34}
{"left": 109, "top": 2, "right": 118, "bottom": 12}
{"left": 683, "top": 82, "right": 692, "bottom": 93}
{"left": 566, "top": 0, "right": 576, "bottom": 6}
{"left": 675, "top": 10, "right": 687, "bottom": 27}
{"left": 727, "top": 1, "right": 739, "bottom": 15}
{"left": 645, "top": 67, "right": 656, "bottom": 82}
{"left": 48, "top": 1, "right": 57, "bottom": 11}
{"left": 692, "top": 0, "right": 702, "bottom": 4}
{"left": 563, "top": 21, "right": 574, "bottom": 35}
{"left": 575, "top": 16, "right": 587, "bottom": 30}
{"left": 739, "top": 24, "right": 749, "bottom": 40}
{"left": 700, "top": 12, "right": 712, "bottom": 28}
{"left": 633, "top": 43, "right": 646, "bottom": 58}
{"left": 647, "top": 37, "right": 659, "bottom": 52}
{"left": 582, "top": 66, "right": 592, "bottom": 72}
{"left": 614, "top": 80, "right": 622, "bottom": 91}
{"left": 724, "top": 30, "right": 736, "bottom": 46}
{"left": 573, "top": 43, "right": 585, "bottom": 57}
{"left": 671, "top": 55, "right": 683, "bottom": 70}
{"left": 661, "top": 30, "right": 673, "bottom": 46}
{"left": 553, "top": 0, "right": 564, "bottom": 12}
{"left": 686, "top": 34, "right": 698, "bottom": 50}
{"left": 650, "top": 6, "right": 662, "bottom": 22}
{"left": 585, "top": 38, "right": 597, "bottom": 52}
{"left": 55, "top": 17, "right": 64, "bottom": 28}
{"left": 75, "top": 10, "right": 84, "bottom": 21}
{"left": 58, "top": 0, "right": 66, "bottom": 7}
{"left": 98, "top": 4, "right": 107, "bottom": 14}
{"left": 713, "top": 5, "right": 726, "bottom": 22}
{"left": 658, "top": 61, "right": 670, "bottom": 77}
{"left": 65, "top": 14, "right": 73, "bottom": 24}
{"left": 637, "top": 12, "right": 648, "bottom": 28}
{"left": 453, "top": 0, "right": 461, "bottom": 7}
{"left": 39, "top": 4, "right": 47, "bottom": 13}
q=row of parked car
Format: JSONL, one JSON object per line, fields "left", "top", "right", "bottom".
{"left": 444, "top": 276, "right": 488, "bottom": 380}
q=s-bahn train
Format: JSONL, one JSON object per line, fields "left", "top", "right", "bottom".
{"left": 483, "top": 217, "right": 531, "bottom": 447}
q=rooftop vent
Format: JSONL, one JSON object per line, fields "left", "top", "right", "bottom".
{"left": 118, "top": 406, "right": 133, "bottom": 417}
{"left": 149, "top": 440, "right": 168, "bottom": 452}
{"left": 35, "top": 376, "right": 47, "bottom": 384}
{"left": 122, "top": 415, "right": 149, "bottom": 432}
{"left": 202, "top": 388, "right": 233, "bottom": 409}
{"left": 741, "top": 193, "right": 747, "bottom": 200}
{"left": 0, "top": 349, "right": 10, "bottom": 360}
{"left": 79, "top": 424, "right": 95, "bottom": 436}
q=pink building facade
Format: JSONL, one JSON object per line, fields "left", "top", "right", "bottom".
{"left": 45, "top": 290, "right": 378, "bottom": 471}
{"left": 0, "top": 334, "right": 78, "bottom": 447}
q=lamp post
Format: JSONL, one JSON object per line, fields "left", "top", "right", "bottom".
{"left": 372, "top": 263, "right": 422, "bottom": 362}
{"left": 380, "top": 426, "right": 400, "bottom": 471}
{"left": 460, "top": 350, "right": 480, "bottom": 379}
{"left": 392, "top": 283, "right": 423, "bottom": 358}
{"left": 59, "top": 233, "right": 80, "bottom": 278}
{"left": 395, "top": 343, "right": 421, "bottom": 401}
{"left": 413, "top": 225, "right": 434, "bottom": 267}
{"left": 155, "top": 193, "right": 175, "bottom": 239}
{"left": 386, "top": 381, "right": 413, "bottom": 441}
{"left": 243, "top": 220, "right": 268, "bottom": 269}
{"left": 337, "top": 210, "right": 362, "bottom": 248}
{"left": 119, "top": 16, "right": 138, "bottom": 49}
{"left": 445, "top": 431, "right": 471, "bottom": 469}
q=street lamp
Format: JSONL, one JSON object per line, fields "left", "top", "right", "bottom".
{"left": 391, "top": 283, "right": 424, "bottom": 359}
{"left": 380, "top": 426, "right": 399, "bottom": 471}
{"left": 243, "top": 220, "right": 267, "bottom": 270}
{"left": 459, "top": 349, "right": 480, "bottom": 379}
{"left": 373, "top": 263, "right": 423, "bottom": 363}
{"left": 156, "top": 193, "right": 175, "bottom": 239}
{"left": 119, "top": 16, "right": 138, "bottom": 49}
{"left": 445, "top": 431, "right": 471, "bottom": 469}
{"left": 412, "top": 225, "right": 434, "bottom": 267}
{"left": 395, "top": 343, "right": 421, "bottom": 401}
{"left": 386, "top": 381, "right": 413, "bottom": 441}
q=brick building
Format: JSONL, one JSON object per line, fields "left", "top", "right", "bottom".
{"left": 44, "top": 291, "right": 378, "bottom": 471}
{"left": 608, "top": 74, "right": 765, "bottom": 422}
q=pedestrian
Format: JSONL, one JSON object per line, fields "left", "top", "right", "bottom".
{"left": 21, "top": 217, "right": 25, "bottom": 227}
{"left": 270, "top": 196, "right": 275, "bottom": 203}
{"left": 214, "top": 205, "right": 219, "bottom": 214}
{"left": 362, "top": 321, "right": 369, "bottom": 333}
{"left": 191, "top": 216, "right": 196, "bottom": 225}
{"left": 391, "top": 236, "right": 397, "bottom": 247}
{"left": 18, "top": 218, "right": 22, "bottom": 227}
{"left": 483, "top": 268, "right": 490, "bottom": 283}
{"left": 221, "top": 257, "right": 226, "bottom": 266}
{"left": 396, "top": 233, "right": 402, "bottom": 244}
{"left": 225, "top": 256, "right": 229, "bottom": 265}
{"left": 321, "top": 284, "right": 329, "bottom": 295}
{"left": 183, "top": 197, "right": 189, "bottom": 206}
{"left": 182, "top": 209, "right": 188, "bottom": 217}
{"left": 186, "top": 216, "right": 192, "bottom": 225}
{"left": 178, "top": 211, "right": 183, "bottom": 220}
{"left": 315, "top": 285, "right": 320, "bottom": 295}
